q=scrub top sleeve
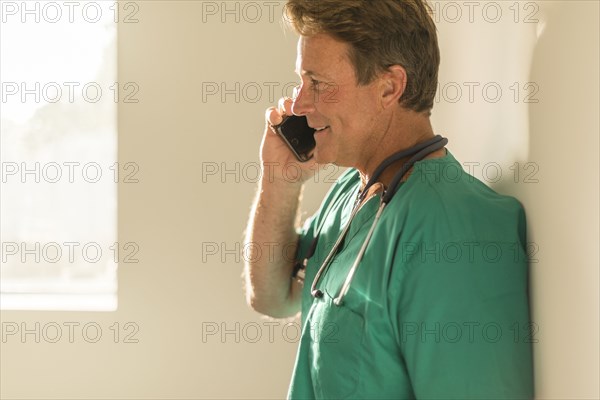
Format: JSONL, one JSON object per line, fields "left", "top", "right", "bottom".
{"left": 294, "top": 215, "right": 317, "bottom": 262}
{"left": 388, "top": 239, "right": 534, "bottom": 399}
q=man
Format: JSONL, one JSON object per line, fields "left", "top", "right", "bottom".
{"left": 244, "top": 0, "right": 534, "bottom": 398}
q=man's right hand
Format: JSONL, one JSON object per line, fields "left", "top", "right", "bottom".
{"left": 260, "top": 97, "right": 322, "bottom": 185}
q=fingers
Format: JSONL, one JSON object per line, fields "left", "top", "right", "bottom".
{"left": 265, "top": 107, "right": 282, "bottom": 127}
{"left": 278, "top": 97, "right": 294, "bottom": 116}
{"left": 265, "top": 97, "right": 294, "bottom": 128}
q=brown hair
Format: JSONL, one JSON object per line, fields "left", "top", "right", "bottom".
{"left": 285, "top": 0, "right": 440, "bottom": 113}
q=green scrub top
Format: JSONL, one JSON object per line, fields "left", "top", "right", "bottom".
{"left": 288, "top": 150, "right": 534, "bottom": 399}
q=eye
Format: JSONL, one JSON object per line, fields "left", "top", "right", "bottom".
{"left": 310, "top": 78, "right": 321, "bottom": 90}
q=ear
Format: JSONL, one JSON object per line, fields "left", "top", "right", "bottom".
{"left": 379, "top": 65, "right": 407, "bottom": 109}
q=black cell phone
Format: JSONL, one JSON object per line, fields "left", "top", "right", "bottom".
{"left": 274, "top": 115, "right": 316, "bottom": 162}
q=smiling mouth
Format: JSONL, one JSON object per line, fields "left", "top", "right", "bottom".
{"left": 314, "top": 126, "right": 329, "bottom": 132}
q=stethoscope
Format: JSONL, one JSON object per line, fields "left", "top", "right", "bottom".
{"left": 292, "top": 135, "right": 448, "bottom": 306}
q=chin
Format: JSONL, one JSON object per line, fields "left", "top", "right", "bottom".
{"left": 312, "top": 148, "right": 334, "bottom": 165}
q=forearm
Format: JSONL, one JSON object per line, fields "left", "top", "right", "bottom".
{"left": 243, "top": 176, "right": 304, "bottom": 318}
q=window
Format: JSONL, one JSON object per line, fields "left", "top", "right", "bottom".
{"left": 1, "top": 1, "right": 118, "bottom": 311}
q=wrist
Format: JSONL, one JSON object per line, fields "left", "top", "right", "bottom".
{"left": 259, "top": 175, "right": 305, "bottom": 194}
{"left": 260, "top": 161, "right": 309, "bottom": 188}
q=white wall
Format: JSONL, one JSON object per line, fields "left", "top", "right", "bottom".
{"left": 1, "top": 1, "right": 598, "bottom": 399}
{"left": 523, "top": 2, "right": 599, "bottom": 397}
{"left": 432, "top": 2, "right": 600, "bottom": 398}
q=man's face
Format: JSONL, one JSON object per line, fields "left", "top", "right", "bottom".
{"left": 292, "top": 33, "right": 386, "bottom": 167}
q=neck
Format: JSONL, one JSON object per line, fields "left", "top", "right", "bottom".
{"left": 356, "top": 112, "right": 445, "bottom": 191}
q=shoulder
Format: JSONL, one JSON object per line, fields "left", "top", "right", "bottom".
{"left": 312, "top": 167, "right": 360, "bottom": 218}
{"left": 382, "top": 150, "right": 526, "bottom": 243}
{"left": 330, "top": 167, "right": 360, "bottom": 194}
{"left": 297, "top": 167, "right": 359, "bottom": 237}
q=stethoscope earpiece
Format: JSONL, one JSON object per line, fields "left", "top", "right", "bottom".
{"left": 311, "top": 289, "right": 324, "bottom": 298}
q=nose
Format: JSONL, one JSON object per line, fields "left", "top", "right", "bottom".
{"left": 291, "top": 85, "right": 316, "bottom": 116}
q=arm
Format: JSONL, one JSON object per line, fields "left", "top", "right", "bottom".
{"left": 243, "top": 99, "right": 320, "bottom": 318}
{"left": 243, "top": 178, "right": 304, "bottom": 318}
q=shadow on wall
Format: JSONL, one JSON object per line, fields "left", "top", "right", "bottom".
{"left": 523, "top": 1, "right": 600, "bottom": 399}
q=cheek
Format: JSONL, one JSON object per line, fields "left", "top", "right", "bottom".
{"left": 323, "top": 87, "right": 378, "bottom": 130}
{"left": 340, "top": 104, "right": 375, "bottom": 132}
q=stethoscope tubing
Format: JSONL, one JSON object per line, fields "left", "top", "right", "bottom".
{"left": 310, "top": 198, "right": 363, "bottom": 298}
{"left": 333, "top": 201, "right": 386, "bottom": 305}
